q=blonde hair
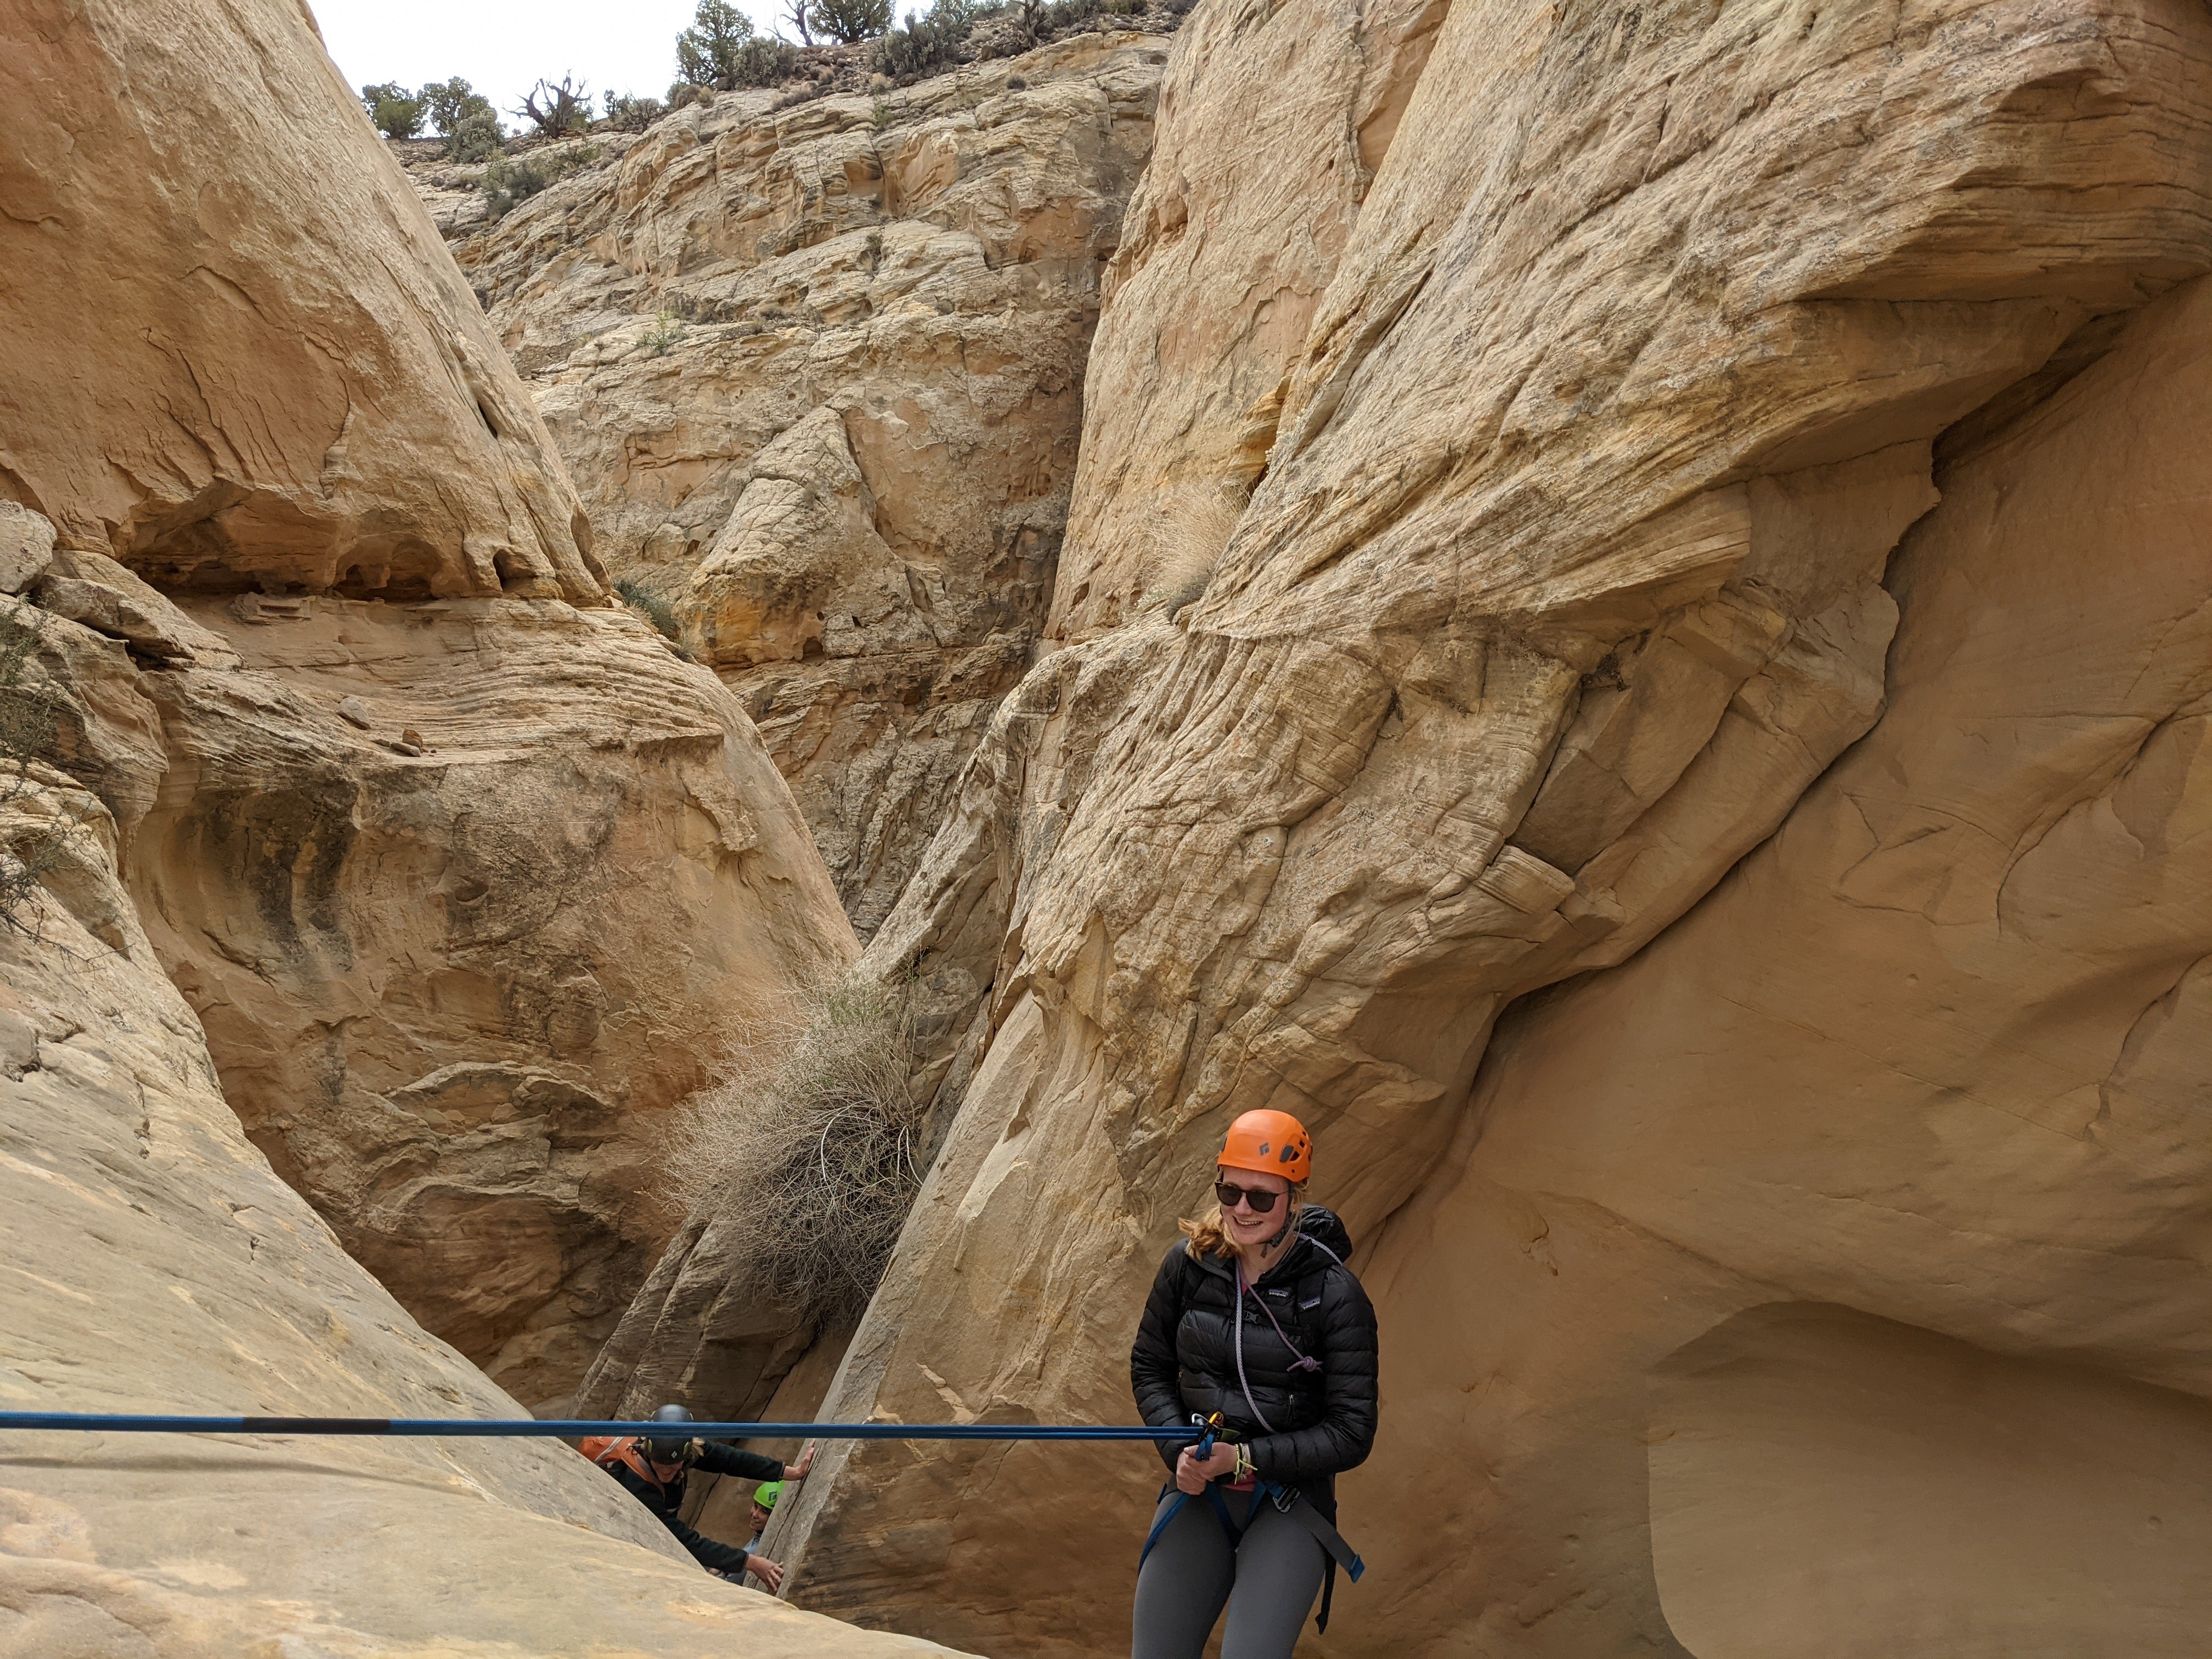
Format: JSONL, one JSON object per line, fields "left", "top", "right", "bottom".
{"left": 1179, "top": 1183, "right": 1305, "bottom": 1259}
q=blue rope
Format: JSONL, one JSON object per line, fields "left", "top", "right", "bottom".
{"left": 0, "top": 1411, "right": 1204, "bottom": 1442}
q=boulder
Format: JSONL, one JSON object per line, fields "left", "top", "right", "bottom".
{"left": 123, "top": 594, "right": 854, "bottom": 1410}
{"left": 0, "top": 504, "right": 54, "bottom": 596}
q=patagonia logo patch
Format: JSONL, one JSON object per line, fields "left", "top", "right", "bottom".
{"left": 1300, "top": 1296, "right": 1322, "bottom": 1310}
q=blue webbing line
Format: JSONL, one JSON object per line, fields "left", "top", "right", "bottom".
{"left": 0, "top": 1412, "right": 1206, "bottom": 1442}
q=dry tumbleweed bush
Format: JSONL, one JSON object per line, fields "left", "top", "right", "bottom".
{"left": 662, "top": 974, "right": 924, "bottom": 1324}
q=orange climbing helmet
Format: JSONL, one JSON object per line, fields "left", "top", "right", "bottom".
{"left": 1217, "top": 1109, "right": 1311, "bottom": 1184}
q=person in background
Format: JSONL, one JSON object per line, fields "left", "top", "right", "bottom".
{"left": 747, "top": 1479, "right": 783, "bottom": 1552}
{"left": 582, "top": 1404, "right": 816, "bottom": 1592}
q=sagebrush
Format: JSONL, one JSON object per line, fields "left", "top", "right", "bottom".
{"left": 661, "top": 975, "right": 925, "bottom": 1325}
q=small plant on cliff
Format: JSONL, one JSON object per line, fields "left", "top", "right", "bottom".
{"left": 602, "top": 91, "right": 667, "bottom": 131}
{"left": 638, "top": 309, "right": 687, "bottom": 358}
{"left": 873, "top": 0, "right": 981, "bottom": 81}
{"left": 480, "top": 156, "right": 551, "bottom": 221}
{"left": 661, "top": 974, "right": 925, "bottom": 1325}
{"left": 0, "top": 603, "right": 73, "bottom": 936}
{"left": 614, "top": 578, "right": 686, "bottom": 645}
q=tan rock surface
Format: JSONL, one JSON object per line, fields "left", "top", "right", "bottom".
{"left": 1358, "top": 268, "right": 2212, "bottom": 1658}
{"left": 125, "top": 592, "right": 854, "bottom": 1410}
{"left": 1047, "top": 0, "right": 1448, "bottom": 639}
{"left": 0, "top": 0, "right": 603, "bottom": 604}
{"left": 731, "top": 3, "right": 2212, "bottom": 1654}
{"left": 451, "top": 36, "right": 1167, "bottom": 935}
{"left": 1, "top": 0, "right": 860, "bottom": 1417}
{"left": 0, "top": 771, "right": 962, "bottom": 1659}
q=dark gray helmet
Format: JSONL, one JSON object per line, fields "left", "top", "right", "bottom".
{"left": 646, "top": 1403, "right": 694, "bottom": 1462}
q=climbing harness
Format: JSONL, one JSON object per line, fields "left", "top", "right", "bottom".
{"left": 1135, "top": 1412, "right": 1366, "bottom": 1632}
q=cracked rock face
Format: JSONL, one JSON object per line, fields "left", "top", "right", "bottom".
{"left": 444, "top": 35, "right": 1169, "bottom": 938}
{"left": 731, "top": 3, "right": 2212, "bottom": 1654}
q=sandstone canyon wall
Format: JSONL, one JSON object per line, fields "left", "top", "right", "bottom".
{"left": 453, "top": 36, "right": 1169, "bottom": 938}
{"left": 1, "top": 0, "right": 858, "bottom": 1415}
{"left": 0, "top": 770, "right": 948, "bottom": 1657}
{"left": 738, "top": 3, "right": 2212, "bottom": 1655}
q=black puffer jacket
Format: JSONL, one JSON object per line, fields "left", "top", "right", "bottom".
{"left": 1129, "top": 1206, "right": 1378, "bottom": 1510}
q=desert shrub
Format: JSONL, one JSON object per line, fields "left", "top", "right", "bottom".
{"left": 637, "top": 309, "right": 687, "bottom": 357}
{"left": 513, "top": 74, "right": 592, "bottom": 137}
{"left": 421, "top": 76, "right": 494, "bottom": 136}
{"left": 0, "top": 603, "right": 72, "bottom": 935}
{"left": 811, "top": 0, "right": 894, "bottom": 44}
{"left": 661, "top": 974, "right": 925, "bottom": 1324}
{"left": 449, "top": 109, "right": 504, "bottom": 161}
{"left": 614, "top": 578, "right": 685, "bottom": 642}
{"left": 733, "top": 37, "right": 804, "bottom": 87}
{"left": 602, "top": 91, "right": 667, "bottom": 131}
{"left": 481, "top": 156, "right": 552, "bottom": 221}
{"left": 873, "top": 0, "right": 982, "bottom": 79}
{"left": 360, "top": 82, "right": 426, "bottom": 140}
{"left": 1142, "top": 484, "right": 1242, "bottom": 621}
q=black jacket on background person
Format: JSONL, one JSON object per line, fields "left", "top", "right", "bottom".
{"left": 1128, "top": 1205, "right": 1379, "bottom": 1519}
{"left": 602, "top": 1441, "right": 787, "bottom": 1574}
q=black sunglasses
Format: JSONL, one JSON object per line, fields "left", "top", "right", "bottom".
{"left": 1215, "top": 1181, "right": 1283, "bottom": 1214}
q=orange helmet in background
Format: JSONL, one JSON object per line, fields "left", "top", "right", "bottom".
{"left": 1218, "top": 1109, "right": 1311, "bottom": 1184}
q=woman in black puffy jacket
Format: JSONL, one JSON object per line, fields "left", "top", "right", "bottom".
{"left": 1127, "top": 1108, "right": 1378, "bottom": 1659}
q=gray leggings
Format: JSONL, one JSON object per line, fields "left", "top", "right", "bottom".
{"left": 1131, "top": 1487, "right": 1324, "bottom": 1659}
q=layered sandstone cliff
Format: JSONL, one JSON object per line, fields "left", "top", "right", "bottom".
{"left": 0, "top": 772, "right": 950, "bottom": 1657}
{"left": 730, "top": 3, "right": 2212, "bottom": 1655}
{"left": 449, "top": 35, "right": 1167, "bottom": 937}
{"left": 0, "top": 16, "right": 903, "bottom": 1648}
{"left": 1, "top": 0, "right": 859, "bottom": 1416}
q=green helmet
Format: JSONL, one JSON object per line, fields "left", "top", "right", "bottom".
{"left": 753, "top": 1480, "right": 783, "bottom": 1510}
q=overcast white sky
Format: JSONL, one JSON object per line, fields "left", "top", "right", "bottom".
{"left": 308, "top": 0, "right": 785, "bottom": 125}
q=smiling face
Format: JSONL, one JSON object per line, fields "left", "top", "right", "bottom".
{"left": 750, "top": 1500, "right": 774, "bottom": 1533}
{"left": 1215, "top": 1166, "right": 1294, "bottom": 1250}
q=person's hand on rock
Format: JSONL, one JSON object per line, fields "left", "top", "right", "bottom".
{"left": 785, "top": 1441, "right": 816, "bottom": 1481}
{"left": 747, "top": 1554, "right": 786, "bottom": 1594}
